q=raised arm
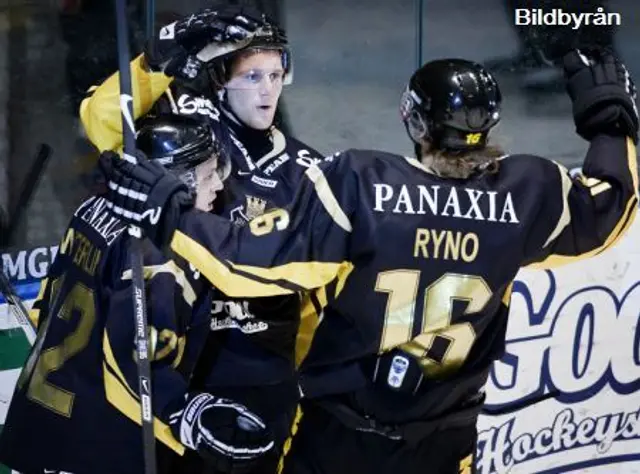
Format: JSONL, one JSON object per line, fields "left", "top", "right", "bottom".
{"left": 80, "top": 55, "right": 172, "bottom": 152}
{"left": 524, "top": 135, "right": 638, "bottom": 268}
{"left": 100, "top": 150, "right": 360, "bottom": 297}
{"left": 523, "top": 49, "right": 639, "bottom": 267}
{"left": 172, "top": 156, "right": 358, "bottom": 297}
{"left": 79, "top": 7, "right": 262, "bottom": 152}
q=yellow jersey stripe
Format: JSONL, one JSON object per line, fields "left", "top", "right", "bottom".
{"left": 277, "top": 404, "right": 304, "bottom": 474}
{"left": 528, "top": 138, "right": 638, "bottom": 269}
{"left": 501, "top": 282, "right": 514, "bottom": 306}
{"left": 102, "top": 333, "right": 184, "bottom": 454}
{"left": 171, "top": 230, "right": 354, "bottom": 297}
{"left": 542, "top": 162, "right": 573, "bottom": 248}
{"left": 305, "top": 166, "right": 353, "bottom": 232}
{"left": 295, "top": 289, "right": 326, "bottom": 368}
{"left": 121, "top": 260, "right": 196, "bottom": 306}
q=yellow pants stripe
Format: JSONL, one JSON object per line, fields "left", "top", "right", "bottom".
{"left": 277, "top": 404, "right": 304, "bottom": 474}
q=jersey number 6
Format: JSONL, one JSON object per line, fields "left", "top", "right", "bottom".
{"left": 249, "top": 208, "right": 290, "bottom": 236}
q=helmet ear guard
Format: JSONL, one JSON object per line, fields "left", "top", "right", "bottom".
{"left": 216, "top": 152, "right": 233, "bottom": 182}
{"left": 281, "top": 47, "right": 293, "bottom": 85}
{"left": 400, "top": 86, "right": 429, "bottom": 143}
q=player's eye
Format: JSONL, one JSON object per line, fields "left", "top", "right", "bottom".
{"left": 269, "top": 71, "right": 284, "bottom": 83}
{"left": 243, "top": 71, "right": 263, "bottom": 83}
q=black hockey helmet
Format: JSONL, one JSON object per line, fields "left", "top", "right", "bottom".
{"left": 135, "top": 114, "right": 230, "bottom": 186}
{"left": 400, "top": 58, "right": 501, "bottom": 152}
{"left": 208, "top": 12, "right": 292, "bottom": 89}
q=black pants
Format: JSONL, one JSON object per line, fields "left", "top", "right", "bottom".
{"left": 162, "top": 447, "right": 281, "bottom": 474}
{"left": 279, "top": 400, "right": 477, "bottom": 474}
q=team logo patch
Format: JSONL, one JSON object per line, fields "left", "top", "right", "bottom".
{"left": 245, "top": 196, "right": 267, "bottom": 220}
{"left": 229, "top": 195, "right": 269, "bottom": 227}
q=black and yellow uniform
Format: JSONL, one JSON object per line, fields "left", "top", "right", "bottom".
{"left": 79, "top": 52, "right": 327, "bottom": 473}
{"left": 79, "top": 55, "right": 326, "bottom": 223}
{"left": 164, "top": 135, "right": 637, "bottom": 473}
{"left": 0, "top": 196, "right": 212, "bottom": 474}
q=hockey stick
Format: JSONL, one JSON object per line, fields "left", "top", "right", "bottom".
{"left": 114, "top": 0, "right": 157, "bottom": 473}
{"left": 415, "top": 0, "right": 424, "bottom": 68}
{"left": 145, "top": 0, "right": 155, "bottom": 46}
{"left": 0, "top": 143, "right": 53, "bottom": 344}
{"left": 0, "top": 268, "right": 36, "bottom": 344}
{"left": 2, "top": 143, "right": 53, "bottom": 247}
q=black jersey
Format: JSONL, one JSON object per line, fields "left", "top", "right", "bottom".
{"left": 78, "top": 56, "right": 327, "bottom": 424}
{"left": 166, "top": 134, "right": 638, "bottom": 420}
{"left": 0, "top": 196, "right": 212, "bottom": 474}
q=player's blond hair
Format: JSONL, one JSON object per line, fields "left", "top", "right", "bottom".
{"left": 420, "top": 142, "right": 503, "bottom": 179}
{"left": 229, "top": 48, "right": 284, "bottom": 73}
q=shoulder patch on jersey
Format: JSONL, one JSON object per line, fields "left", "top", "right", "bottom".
{"left": 229, "top": 195, "right": 270, "bottom": 226}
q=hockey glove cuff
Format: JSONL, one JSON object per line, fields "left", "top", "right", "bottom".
{"left": 563, "top": 48, "right": 639, "bottom": 143}
{"left": 167, "top": 392, "right": 274, "bottom": 473}
{"left": 97, "top": 151, "right": 194, "bottom": 248}
{"left": 144, "top": 7, "right": 260, "bottom": 80}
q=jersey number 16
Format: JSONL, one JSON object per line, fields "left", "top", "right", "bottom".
{"left": 376, "top": 271, "right": 492, "bottom": 377}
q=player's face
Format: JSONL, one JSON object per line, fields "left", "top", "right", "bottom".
{"left": 194, "top": 157, "right": 224, "bottom": 212}
{"left": 225, "top": 50, "right": 285, "bottom": 130}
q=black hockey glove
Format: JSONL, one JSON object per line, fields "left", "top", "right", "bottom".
{"left": 96, "top": 151, "right": 194, "bottom": 248}
{"left": 563, "top": 48, "right": 639, "bottom": 143}
{"left": 167, "top": 392, "right": 274, "bottom": 474}
{"left": 145, "top": 6, "right": 261, "bottom": 80}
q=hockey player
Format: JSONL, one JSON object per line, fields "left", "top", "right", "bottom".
{"left": 97, "top": 48, "right": 638, "bottom": 473}
{"left": 80, "top": 5, "right": 326, "bottom": 220}
{"left": 80, "top": 6, "right": 326, "bottom": 471}
{"left": 0, "top": 115, "right": 273, "bottom": 474}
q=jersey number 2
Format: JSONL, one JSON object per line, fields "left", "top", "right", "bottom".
{"left": 375, "top": 271, "right": 491, "bottom": 377}
{"left": 20, "top": 279, "right": 96, "bottom": 417}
